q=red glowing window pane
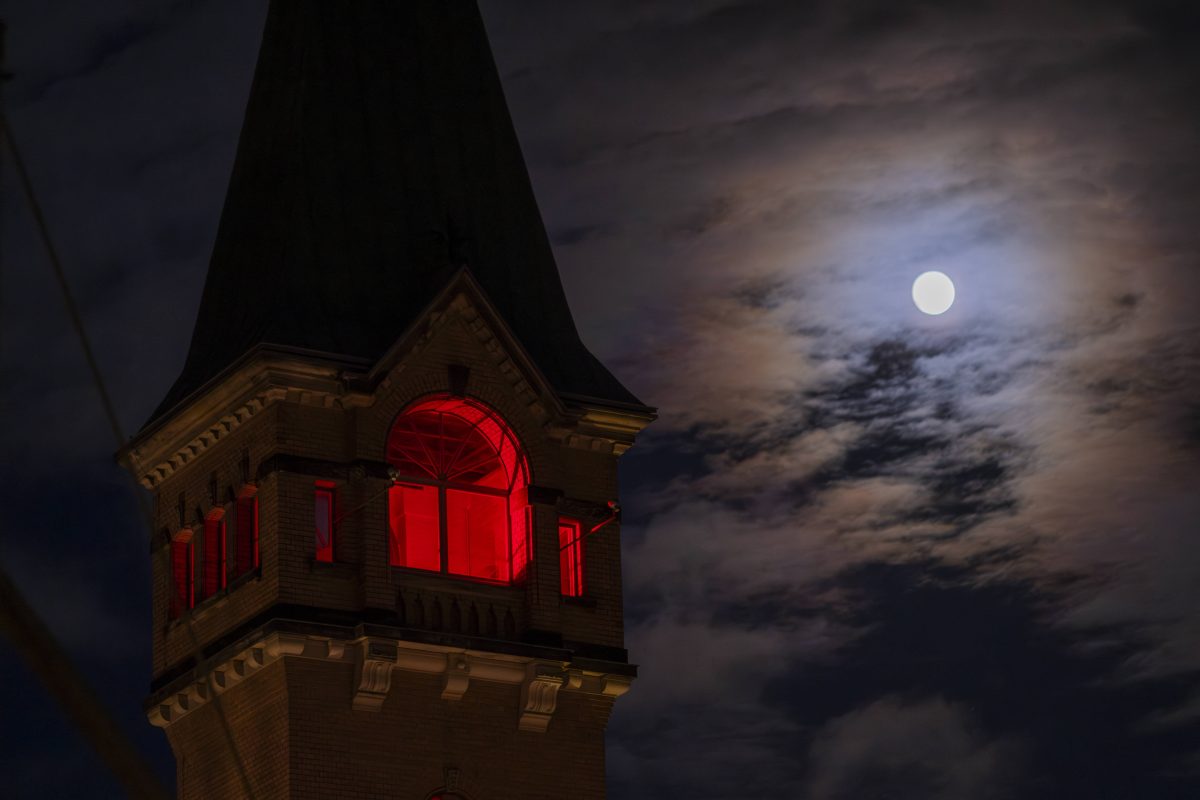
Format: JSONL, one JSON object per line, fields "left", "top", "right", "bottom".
{"left": 388, "top": 484, "right": 440, "bottom": 571}
{"left": 200, "top": 516, "right": 226, "bottom": 601}
{"left": 170, "top": 538, "right": 193, "bottom": 618}
{"left": 235, "top": 495, "right": 259, "bottom": 575}
{"left": 315, "top": 483, "right": 335, "bottom": 563}
{"left": 447, "top": 489, "right": 509, "bottom": 582}
{"left": 559, "top": 518, "right": 584, "bottom": 597}
{"left": 386, "top": 398, "right": 527, "bottom": 492}
{"left": 511, "top": 500, "right": 531, "bottom": 582}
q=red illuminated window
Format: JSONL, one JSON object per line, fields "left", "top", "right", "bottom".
{"left": 559, "top": 518, "right": 585, "bottom": 597}
{"left": 170, "top": 535, "right": 193, "bottom": 619}
{"left": 199, "top": 513, "right": 226, "bottom": 602}
{"left": 388, "top": 483, "right": 440, "bottom": 571}
{"left": 386, "top": 395, "right": 531, "bottom": 584}
{"left": 315, "top": 481, "right": 336, "bottom": 563}
{"left": 234, "top": 492, "right": 259, "bottom": 576}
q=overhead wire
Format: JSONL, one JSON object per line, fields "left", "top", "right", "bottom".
{"left": 0, "top": 28, "right": 258, "bottom": 799}
{"left": 0, "top": 563, "right": 173, "bottom": 800}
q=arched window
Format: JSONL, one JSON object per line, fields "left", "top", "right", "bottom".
{"left": 387, "top": 395, "right": 531, "bottom": 584}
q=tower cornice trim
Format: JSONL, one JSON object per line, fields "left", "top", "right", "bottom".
{"left": 122, "top": 348, "right": 374, "bottom": 489}
{"left": 147, "top": 627, "right": 634, "bottom": 732}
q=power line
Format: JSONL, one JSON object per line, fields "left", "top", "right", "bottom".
{"left": 0, "top": 114, "right": 125, "bottom": 449}
{"left": 0, "top": 27, "right": 258, "bottom": 798}
{"left": 0, "top": 561, "right": 173, "bottom": 800}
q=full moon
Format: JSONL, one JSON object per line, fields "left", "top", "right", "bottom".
{"left": 912, "top": 271, "right": 956, "bottom": 315}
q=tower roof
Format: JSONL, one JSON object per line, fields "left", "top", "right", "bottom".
{"left": 149, "top": 0, "right": 641, "bottom": 426}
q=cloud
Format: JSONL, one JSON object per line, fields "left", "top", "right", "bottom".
{"left": 805, "top": 696, "right": 1022, "bottom": 800}
{"left": 3, "top": 0, "right": 1199, "bottom": 797}
{"left": 610, "top": 301, "right": 1199, "bottom": 789}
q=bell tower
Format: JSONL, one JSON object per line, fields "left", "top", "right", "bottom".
{"left": 121, "top": 2, "right": 653, "bottom": 798}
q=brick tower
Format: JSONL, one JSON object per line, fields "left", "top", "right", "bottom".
{"left": 121, "top": 2, "right": 653, "bottom": 798}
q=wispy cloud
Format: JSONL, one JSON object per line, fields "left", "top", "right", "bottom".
{"left": 479, "top": 0, "right": 1200, "bottom": 794}
{"left": 1, "top": 0, "right": 1196, "bottom": 797}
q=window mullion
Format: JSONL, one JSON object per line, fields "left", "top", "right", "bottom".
{"left": 439, "top": 485, "right": 449, "bottom": 574}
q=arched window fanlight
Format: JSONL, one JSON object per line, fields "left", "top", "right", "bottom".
{"left": 387, "top": 395, "right": 531, "bottom": 584}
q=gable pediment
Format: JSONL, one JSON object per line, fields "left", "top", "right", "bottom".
{"left": 367, "top": 268, "right": 565, "bottom": 423}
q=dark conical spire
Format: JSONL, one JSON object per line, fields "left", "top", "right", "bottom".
{"left": 150, "top": 0, "right": 640, "bottom": 424}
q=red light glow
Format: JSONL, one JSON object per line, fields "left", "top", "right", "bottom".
{"left": 511, "top": 498, "right": 531, "bottom": 582}
{"left": 447, "top": 488, "right": 510, "bottom": 581}
{"left": 315, "top": 482, "right": 336, "bottom": 563}
{"left": 387, "top": 396, "right": 530, "bottom": 583}
{"left": 558, "top": 518, "right": 585, "bottom": 597}
{"left": 170, "top": 536, "right": 193, "bottom": 618}
{"left": 200, "top": 514, "right": 226, "bottom": 601}
{"left": 388, "top": 483, "right": 440, "bottom": 570}
{"left": 235, "top": 493, "right": 259, "bottom": 574}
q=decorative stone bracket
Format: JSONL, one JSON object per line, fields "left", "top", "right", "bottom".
{"left": 518, "top": 663, "right": 566, "bottom": 732}
{"left": 442, "top": 654, "right": 471, "bottom": 701}
{"left": 353, "top": 640, "right": 399, "bottom": 711}
{"left": 150, "top": 631, "right": 633, "bottom": 734}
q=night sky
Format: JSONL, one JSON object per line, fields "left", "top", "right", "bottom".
{"left": 2, "top": 1, "right": 1200, "bottom": 798}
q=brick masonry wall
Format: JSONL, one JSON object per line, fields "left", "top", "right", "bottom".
{"left": 168, "top": 656, "right": 615, "bottom": 799}
{"left": 285, "top": 659, "right": 613, "bottom": 800}
{"left": 168, "top": 659, "right": 291, "bottom": 799}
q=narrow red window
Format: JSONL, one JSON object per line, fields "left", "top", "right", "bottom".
{"left": 234, "top": 493, "right": 259, "bottom": 575}
{"left": 170, "top": 536, "right": 193, "bottom": 619}
{"left": 559, "top": 518, "right": 584, "bottom": 597}
{"left": 388, "top": 483, "right": 440, "bottom": 570}
{"left": 200, "top": 514, "right": 226, "bottom": 600}
{"left": 315, "top": 481, "right": 335, "bottom": 563}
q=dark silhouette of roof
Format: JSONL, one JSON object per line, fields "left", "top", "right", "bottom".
{"left": 149, "top": 0, "right": 641, "bottom": 426}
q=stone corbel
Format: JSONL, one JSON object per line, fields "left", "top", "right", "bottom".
{"left": 241, "top": 646, "right": 267, "bottom": 674}
{"left": 519, "top": 663, "right": 566, "bottom": 733}
{"left": 211, "top": 663, "right": 243, "bottom": 694}
{"left": 177, "top": 680, "right": 208, "bottom": 712}
{"left": 147, "top": 703, "right": 172, "bottom": 727}
{"left": 353, "top": 639, "right": 399, "bottom": 712}
{"left": 264, "top": 632, "right": 308, "bottom": 659}
{"left": 442, "top": 654, "right": 471, "bottom": 700}
{"left": 600, "top": 673, "right": 633, "bottom": 698}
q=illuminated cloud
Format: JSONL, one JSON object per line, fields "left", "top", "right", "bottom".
{"left": 0, "top": 0, "right": 1197, "bottom": 796}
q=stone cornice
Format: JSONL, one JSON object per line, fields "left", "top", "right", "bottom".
{"left": 148, "top": 630, "right": 632, "bottom": 733}
{"left": 124, "top": 350, "right": 373, "bottom": 490}
{"left": 553, "top": 403, "right": 657, "bottom": 456}
{"left": 124, "top": 272, "right": 653, "bottom": 490}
